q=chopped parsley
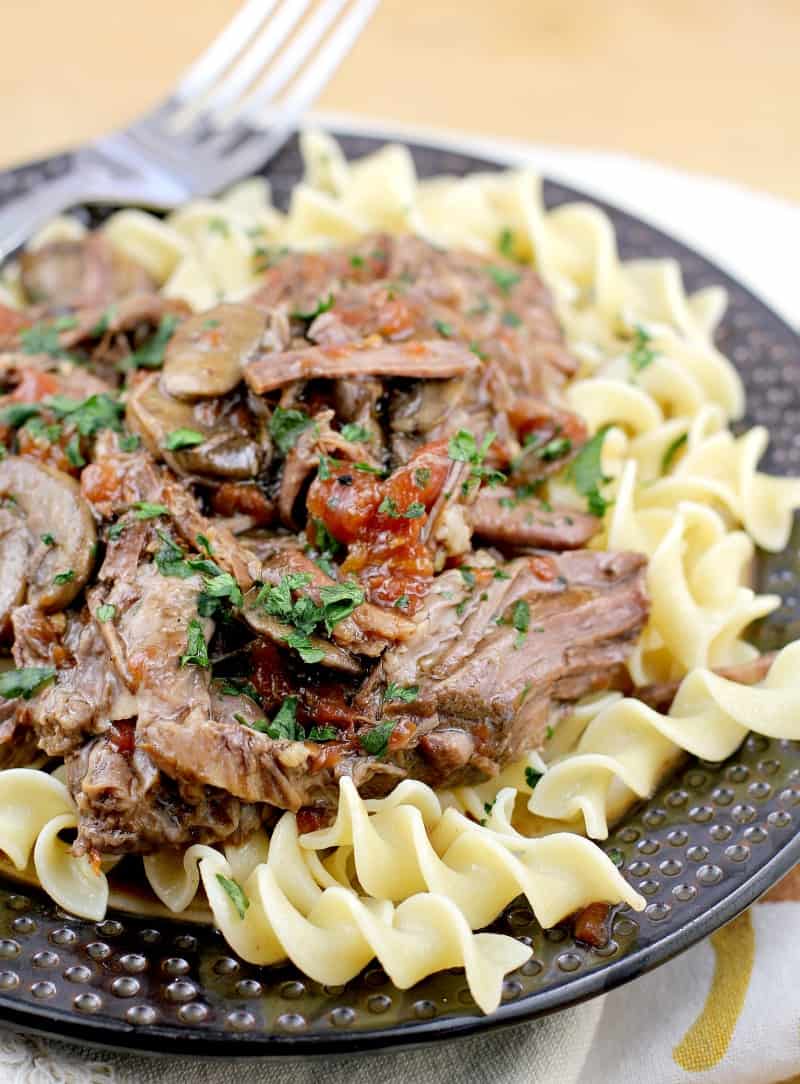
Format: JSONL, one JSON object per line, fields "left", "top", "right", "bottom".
{"left": 197, "top": 570, "right": 243, "bottom": 617}
{"left": 291, "top": 294, "right": 334, "bottom": 321}
{"left": 414, "top": 467, "right": 431, "bottom": 489}
{"left": 265, "top": 696, "right": 304, "bottom": 741}
{"left": 493, "top": 567, "right": 511, "bottom": 580}
{"left": 661, "top": 432, "right": 687, "bottom": 474}
{"left": 164, "top": 428, "right": 205, "bottom": 451}
{"left": 359, "top": 720, "right": 396, "bottom": 757}
{"left": 40, "top": 533, "right": 55, "bottom": 547}
{"left": 307, "top": 725, "right": 338, "bottom": 742}
{"left": 606, "top": 847, "right": 624, "bottom": 868}
{"left": 180, "top": 618, "right": 209, "bottom": 668}
{"left": 394, "top": 594, "right": 410, "bottom": 610}
{"left": 469, "top": 341, "right": 488, "bottom": 361}
{"left": 498, "top": 228, "right": 515, "bottom": 258}
{"left": 433, "top": 319, "right": 452, "bottom": 338}
{"left": 629, "top": 325, "right": 656, "bottom": 371}
{"left": 154, "top": 530, "right": 194, "bottom": 578}
{"left": 568, "top": 426, "right": 612, "bottom": 517}
{"left": 319, "top": 581, "right": 365, "bottom": 632}
{"left": 218, "top": 677, "right": 262, "bottom": 705}
{"left": 353, "top": 461, "right": 387, "bottom": 476}
{"left": 502, "top": 310, "right": 522, "bottom": 328}
{"left": 24, "top": 417, "right": 62, "bottom": 444}
{"left": 48, "top": 392, "right": 123, "bottom": 436}
{"left": 96, "top": 604, "right": 116, "bottom": 623}
{"left": 90, "top": 306, "right": 116, "bottom": 337}
{"left": 65, "top": 433, "right": 85, "bottom": 467}
{"left": 207, "top": 217, "right": 230, "bottom": 237}
{"left": 350, "top": 254, "right": 365, "bottom": 269}
{"left": 269, "top": 407, "right": 314, "bottom": 456}
{"left": 124, "top": 314, "right": 178, "bottom": 370}
{"left": 378, "top": 496, "right": 425, "bottom": 519}
{"left": 459, "top": 567, "right": 476, "bottom": 588}
{"left": 448, "top": 428, "right": 505, "bottom": 490}
{"left": 119, "top": 433, "right": 140, "bottom": 453}
{"left": 511, "top": 599, "right": 530, "bottom": 646}
{"left": 196, "top": 534, "right": 213, "bottom": 555}
{"left": 132, "top": 501, "right": 169, "bottom": 520}
{"left": 52, "top": 570, "right": 75, "bottom": 585}
{"left": 383, "top": 683, "right": 419, "bottom": 704}
{"left": 340, "top": 423, "right": 370, "bottom": 443}
{"left": 545, "top": 725, "right": 554, "bottom": 741}
{"left": 215, "top": 874, "right": 249, "bottom": 919}
{"left": 487, "top": 266, "right": 521, "bottom": 295}
{"left": 284, "top": 632, "right": 325, "bottom": 665}
{"left": 0, "top": 403, "right": 41, "bottom": 428}
{"left": 537, "top": 436, "right": 572, "bottom": 462}
{"left": 524, "top": 765, "right": 542, "bottom": 789}
{"left": 0, "top": 666, "right": 56, "bottom": 700}
{"left": 258, "top": 572, "right": 361, "bottom": 662}
{"left": 19, "top": 321, "right": 68, "bottom": 358}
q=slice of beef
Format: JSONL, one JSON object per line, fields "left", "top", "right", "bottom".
{"left": 276, "top": 408, "right": 379, "bottom": 528}
{"left": 12, "top": 604, "right": 136, "bottom": 757}
{"left": 19, "top": 235, "right": 153, "bottom": 309}
{"left": 68, "top": 733, "right": 264, "bottom": 855}
{"left": 633, "top": 653, "right": 777, "bottom": 711}
{"left": 378, "top": 550, "right": 649, "bottom": 783}
{"left": 469, "top": 490, "right": 599, "bottom": 551}
{"left": 0, "top": 697, "right": 40, "bottom": 769}
{"left": 244, "top": 338, "right": 479, "bottom": 394}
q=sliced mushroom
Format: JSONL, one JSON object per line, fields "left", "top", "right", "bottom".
{"left": 162, "top": 303, "right": 266, "bottom": 401}
{"left": 241, "top": 597, "right": 361, "bottom": 675}
{"left": 126, "top": 373, "right": 263, "bottom": 481}
{"left": 20, "top": 235, "right": 153, "bottom": 308}
{"left": 0, "top": 457, "right": 96, "bottom": 611}
{"left": 244, "top": 339, "right": 480, "bottom": 394}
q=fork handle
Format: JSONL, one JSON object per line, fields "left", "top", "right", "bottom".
{"left": 0, "top": 163, "right": 94, "bottom": 264}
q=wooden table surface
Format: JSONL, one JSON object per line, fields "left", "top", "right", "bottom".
{"left": 1, "top": 0, "right": 798, "bottom": 201}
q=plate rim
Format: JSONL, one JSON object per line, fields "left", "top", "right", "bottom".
{"left": 0, "top": 122, "right": 799, "bottom": 1057}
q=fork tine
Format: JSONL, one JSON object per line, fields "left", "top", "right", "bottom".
{"left": 241, "top": 0, "right": 378, "bottom": 124}
{"left": 202, "top": 0, "right": 313, "bottom": 115}
{"left": 217, "top": 0, "right": 349, "bottom": 125}
{"left": 203, "top": 0, "right": 379, "bottom": 190}
{"left": 176, "top": 0, "right": 281, "bottom": 105}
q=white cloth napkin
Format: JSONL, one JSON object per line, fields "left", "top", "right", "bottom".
{"left": 1, "top": 123, "right": 798, "bottom": 1084}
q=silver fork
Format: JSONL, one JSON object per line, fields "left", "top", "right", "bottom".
{"left": 0, "top": 0, "right": 379, "bottom": 261}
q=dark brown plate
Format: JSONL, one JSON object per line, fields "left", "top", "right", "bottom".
{"left": 0, "top": 129, "right": 799, "bottom": 1058}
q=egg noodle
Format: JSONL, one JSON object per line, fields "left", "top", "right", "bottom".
{"left": 1, "top": 131, "right": 799, "bottom": 1014}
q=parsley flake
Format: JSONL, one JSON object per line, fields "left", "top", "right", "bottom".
{"left": 661, "top": 432, "right": 688, "bottom": 473}
{"left": 269, "top": 407, "right": 314, "bottom": 456}
{"left": 215, "top": 874, "right": 249, "bottom": 919}
{"left": 132, "top": 501, "right": 169, "bottom": 520}
{"left": 180, "top": 618, "right": 209, "bottom": 668}
{"left": 487, "top": 266, "right": 521, "bottom": 295}
{"left": 383, "top": 683, "right": 419, "bottom": 704}
{"left": 0, "top": 666, "right": 56, "bottom": 700}
{"left": 124, "top": 315, "right": 177, "bottom": 370}
{"left": 524, "top": 765, "right": 542, "bottom": 789}
{"left": 629, "top": 325, "right": 656, "bottom": 371}
{"left": 164, "top": 428, "right": 205, "bottom": 451}
{"left": 568, "top": 426, "right": 612, "bottom": 517}
{"left": 96, "top": 604, "right": 116, "bottom": 623}
{"left": 359, "top": 720, "right": 396, "bottom": 757}
{"left": 340, "top": 423, "right": 370, "bottom": 443}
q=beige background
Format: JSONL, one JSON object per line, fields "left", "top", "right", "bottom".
{"left": 0, "top": 0, "right": 798, "bottom": 201}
